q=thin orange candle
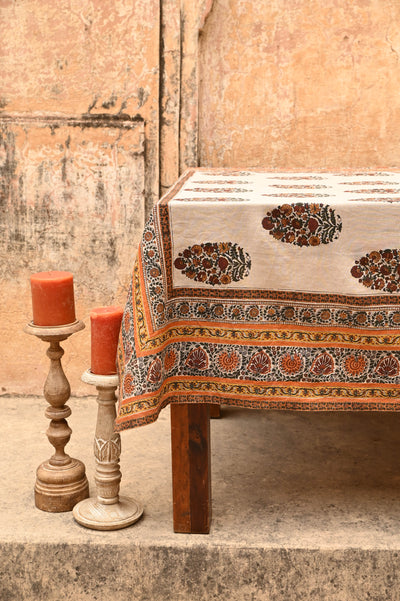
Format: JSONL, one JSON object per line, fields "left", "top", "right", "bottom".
{"left": 30, "top": 271, "right": 76, "bottom": 326}
{"left": 90, "top": 306, "right": 124, "bottom": 375}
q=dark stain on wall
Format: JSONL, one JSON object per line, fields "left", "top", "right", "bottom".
{"left": 95, "top": 178, "right": 107, "bottom": 214}
{"left": 101, "top": 94, "right": 118, "bottom": 109}
{"left": 0, "top": 127, "right": 17, "bottom": 209}
{"left": 106, "top": 235, "right": 117, "bottom": 267}
{"left": 0, "top": 118, "right": 145, "bottom": 283}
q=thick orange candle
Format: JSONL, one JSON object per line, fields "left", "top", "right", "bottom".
{"left": 30, "top": 271, "right": 76, "bottom": 326}
{"left": 90, "top": 306, "right": 124, "bottom": 375}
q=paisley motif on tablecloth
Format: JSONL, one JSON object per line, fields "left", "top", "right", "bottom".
{"left": 310, "top": 352, "right": 335, "bottom": 376}
{"left": 174, "top": 242, "right": 251, "bottom": 285}
{"left": 375, "top": 354, "right": 400, "bottom": 378}
{"left": 147, "top": 357, "right": 162, "bottom": 383}
{"left": 247, "top": 350, "right": 271, "bottom": 375}
{"left": 351, "top": 249, "right": 400, "bottom": 293}
{"left": 185, "top": 346, "right": 209, "bottom": 370}
{"left": 262, "top": 203, "right": 342, "bottom": 247}
{"left": 164, "top": 348, "right": 180, "bottom": 373}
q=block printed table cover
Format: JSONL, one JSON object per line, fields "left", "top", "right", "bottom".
{"left": 115, "top": 169, "right": 400, "bottom": 431}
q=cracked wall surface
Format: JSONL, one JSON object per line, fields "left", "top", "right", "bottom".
{"left": 199, "top": 0, "right": 400, "bottom": 168}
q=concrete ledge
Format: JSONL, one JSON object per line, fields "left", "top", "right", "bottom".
{"left": 2, "top": 397, "right": 400, "bottom": 599}
{"left": 2, "top": 543, "right": 400, "bottom": 600}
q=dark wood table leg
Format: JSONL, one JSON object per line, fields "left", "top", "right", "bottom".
{"left": 170, "top": 403, "right": 211, "bottom": 533}
{"left": 209, "top": 403, "right": 221, "bottom": 418}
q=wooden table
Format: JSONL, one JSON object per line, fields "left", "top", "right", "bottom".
{"left": 116, "top": 168, "right": 400, "bottom": 533}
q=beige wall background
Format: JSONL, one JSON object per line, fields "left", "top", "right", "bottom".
{"left": 199, "top": 0, "right": 400, "bottom": 168}
{"left": 1, "top": 0, "right": 400, "bottom": 396}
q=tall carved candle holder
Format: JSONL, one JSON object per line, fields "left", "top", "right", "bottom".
{"left": 73, "top": 369, "right": 143, "bottom": 530}
{"left": 25, "top": 320, "right": 89, "bottom": 512}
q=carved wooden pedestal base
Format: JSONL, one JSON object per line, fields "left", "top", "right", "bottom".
{"left": 35, "top": 458, "right": 88, "bottom": 513}
{"left": 25, "top": 321, "right": 89, "bottom": 512}
{"left": 73, "top": 370, "right": 143, "bottom": 530}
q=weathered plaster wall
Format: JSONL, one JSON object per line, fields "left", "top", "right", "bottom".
{"left": 0, "top": 0, "right": 159, "bottom": 395}
{"left": 159, "top": 0, "right": 214, "bottom": 195}
{"left": 199, "top": 0, "right": 400, "bottom": 168}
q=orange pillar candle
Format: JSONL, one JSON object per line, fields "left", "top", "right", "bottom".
{"left": 30, "top": 271, "right": 76, "bottom": 326}
{"left": 90, "top": 306, "right": 124, "bottom": 375}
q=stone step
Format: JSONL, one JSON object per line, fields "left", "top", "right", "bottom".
{"left": 2, "top": 397, "right": 400, "bottom": 600}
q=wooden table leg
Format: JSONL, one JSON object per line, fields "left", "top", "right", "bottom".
{"left": 170, "top": 403, "right": 211, "bottom": 533}
{"left": 209, "top": 403, "right": 221, "bottom": 418}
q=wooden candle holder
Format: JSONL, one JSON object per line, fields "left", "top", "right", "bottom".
{"left": 73, "top": 369, "right": 143, "bottom": 530}
{"left": 25, "top": 320, "right": 89, "bottom": 512}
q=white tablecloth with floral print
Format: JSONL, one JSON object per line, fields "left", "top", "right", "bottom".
{"left": 116, "top": 168, "right": 400, "bottom": 430}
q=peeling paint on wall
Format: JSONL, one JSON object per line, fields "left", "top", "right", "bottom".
{"left": 0, "top": 117, "right": 145, "bottom": 295}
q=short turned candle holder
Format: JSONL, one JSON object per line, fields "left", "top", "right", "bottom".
{"left": 73, "top": 369, "right": 143, "bottom": 530}
{"left": 25, "top": 320, "right": 89, "bottom": 512}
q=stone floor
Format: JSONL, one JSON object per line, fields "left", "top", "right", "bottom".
{"left": 2, "top": 396, "right": 400, "bottom": 600}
